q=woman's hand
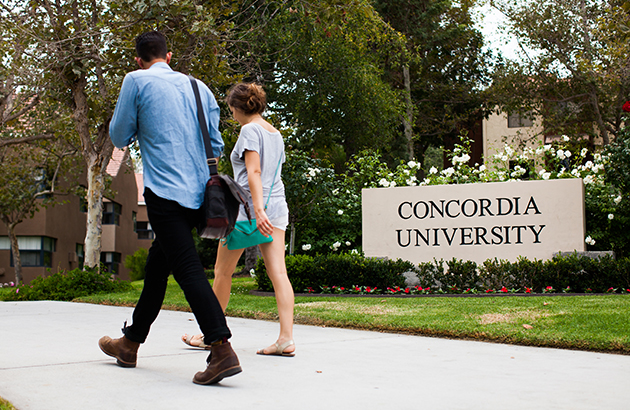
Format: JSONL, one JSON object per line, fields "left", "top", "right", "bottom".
{"left": 256, "top": 209, "right": 274, "bottom": 237}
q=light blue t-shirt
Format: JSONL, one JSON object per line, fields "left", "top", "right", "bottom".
{"left": 109, "top": 62, "right": 224, "bottom": 209}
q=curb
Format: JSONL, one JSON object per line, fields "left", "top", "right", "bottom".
{"left": 250, "top": 290, "right": 621, "bottom": 298}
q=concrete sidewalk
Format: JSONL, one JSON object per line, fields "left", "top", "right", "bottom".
{"left": 1, "top": 301, "right": 628, "bottom": 410}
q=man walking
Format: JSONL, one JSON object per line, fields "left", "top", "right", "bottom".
{"left": 99, "top": 31, "right": 241, "bottom": 385}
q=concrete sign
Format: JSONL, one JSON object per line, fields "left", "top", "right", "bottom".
{"left": 362, "top": 179, "right": 585, "bottom": 264}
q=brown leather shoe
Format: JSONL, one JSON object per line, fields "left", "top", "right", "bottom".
{"left": 99, "top": 335, "right": 140, "bottom": 368}
{"left": 193, "top": 341, "right": 242, "bottom": 385}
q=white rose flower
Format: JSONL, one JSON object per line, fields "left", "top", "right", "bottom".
{"left": 408, "top": 160, "right": 417, "bottom": 168}
{"left": 337, "top": 210, "right": 344, "bottom": 215}
{"left": 542, "top": 172, "right": 551, "bottom": 180}
{"left": 562, "top": 135, "right": 570, "bottom": 142}
{"left": 350, "top": 249, "right": 358, "bottom": 255}
{"left": 565, "top": 150, "right": 572, "bottom": 158}
{"left": 608, "top": 214, "right": 614, "bottom": 220}
{"left": 249, "top": 269, "right": 256, "bottom": 278}
{"left": 332, "top": 241, "right": 341, "bottom": 250}
{"left": 345, "top": 241, "right": 351, "bottom": 246}
{"left": 581, "top": 148, "right": 588, "bottom": 157}
{"left": 379, "top": 178, "right": 390, "bottom": 187}
{"left": 479, "top": 165, "right": 486, "bottom": 172}
{"left": 442, "top": 167, "right": 455, "bottom": 177}
{"left": 302, "top": 244, "right": 312, "bottom": 251}
{"left": 544, "top": 144, "right": 552, "bottom": 151}
{"left": 614, "top": 195, "right": 622, "bottom": 204}
{"left": 429, "top": 166, "right": 438, "bottom": 174}
{"left": 390, "top": 181, "right": 397, "bottom": 187}
{"left": 585, "top": 236, "right": 596, "bottom": 245}
{"left": 557, "top": 149, "right": 566, "bottom": 160}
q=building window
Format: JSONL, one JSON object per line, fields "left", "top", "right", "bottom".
{"left": 76, "top": 244, "right": 85, "bottom": 270}
{"left": 103, "top": 201, "right": 122, "bottom": 225}
{"left": 507, "top": 112, "right": 534, "bottom": 128}
{"left": 101, "top": 252, "right": 121, "bottom": 275}
{"left": 77, "top": 185, "right": 88, "bottom": 213}
{"left": 0, "top": 236, "right": 56, "bottom": 267}
{"left": 136, "top": 221, "right": 154, "bottom": 240}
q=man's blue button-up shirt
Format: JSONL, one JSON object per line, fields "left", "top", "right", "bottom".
{"left": 109, "top": 62, "right": 223, "bottom": 209}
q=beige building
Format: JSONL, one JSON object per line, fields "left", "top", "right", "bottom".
{"left": 0, "top": 148, "right": 152, "bottom": 284}
{"left": 482, "top": 110, "right": 544, "bottom": 161}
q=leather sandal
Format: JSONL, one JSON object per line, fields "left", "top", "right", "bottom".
{"left": 256, "top": 340, "right": 295, "bottom": 357}
{"left": 182, "top": 333, "right": 211, "bottom": 350}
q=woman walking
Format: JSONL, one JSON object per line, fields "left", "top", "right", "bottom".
{"left": 183, "top": 83, "right": 295, "bottom": 356}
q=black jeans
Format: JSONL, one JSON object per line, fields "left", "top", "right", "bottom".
{"left": 123, "top": 188, "right": 231, "bottom": 345}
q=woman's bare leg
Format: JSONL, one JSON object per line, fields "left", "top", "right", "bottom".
{"left": 213, "top": 242, "right": 245, "bottom": 311}
{"left": 181, "top": 241, "right": 243, "bottom": 347}
{"left": 258, "top": 228, "right": 295, "bottom": 354}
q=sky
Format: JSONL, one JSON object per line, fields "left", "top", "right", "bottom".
{"left": 473, "top": 2, "right": 523, "bottom": 61}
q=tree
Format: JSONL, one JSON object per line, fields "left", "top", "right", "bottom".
{"left": 0, "top": 0, "right": 247, "bottom": 271}
{"left": 238, "top": 1, "right": 406, "bottom": 167}
{"left": 489, "top": 0, "right": 630, "bottom": 146}
{"left": 373, "top": 0, "right": 493, "bottom": 164}
{"left": 0, "top": 141, "right": 76, "bottom": 284}
{"left": 0, "top": 6, "right": 78, "bottom": 283}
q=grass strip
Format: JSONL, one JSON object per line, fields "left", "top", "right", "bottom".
{"left": 75, "top": 277, "right": 630, "bottom": 354}
{"left": 0, "top": 396, "right": 17, "bottom": 410}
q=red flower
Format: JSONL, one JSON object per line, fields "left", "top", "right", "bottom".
{"left": 623, "top": 101, "right": 630, "bottom": 112}
{"left": 500, "top": 286, "right": 508, "bottom": 293}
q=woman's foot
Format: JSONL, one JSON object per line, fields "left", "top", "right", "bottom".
{"left": 181, "top": 333, "right": 210, "bottom": 350}
{"left": 257, "top": 339, "right": 295, "bottom": 356}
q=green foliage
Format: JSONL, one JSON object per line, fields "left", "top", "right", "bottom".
{"left": 285, "top": 148, "right": 422, "bottom": 255}
{"left": 489, "top": 0, "right": 629, "bottom": 145}
{"left": 2, "top": 267, "right": 133, "bottom": 301}
{"left": 124, "top": 248, "right": 148, "bottom": 281}
{"left": 373, "top": 0, "right": 492, "bottom": 156}
{"left": 253, "top": 253, "right": 410, "bottom": 292}
{"left": 250, "top": 1, "right": 406, "bottom": 161}
{"left": 417, "top": 254, "right": 630, "bottom": 294}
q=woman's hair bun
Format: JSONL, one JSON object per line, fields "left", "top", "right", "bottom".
{"left": 227, "top": 82, "right": 267, "bottom": 115}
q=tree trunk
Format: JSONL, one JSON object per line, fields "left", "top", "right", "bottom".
{"left": 83, "top": 159, "right": 105, "bottom": 269}
{"left": 289, "top": 221, "right": 296, "bottom": 255}
{"left": 7, "top": 221, "right": 22, "bottom": 284}
{"left": 243, "top": 246, "right": 262, "bottom": 273}
{"left": 402, "top": 65, "right": 414, "bottom": 160}
{"left": 71, "top": 75, "right": 114, "bottom": 270}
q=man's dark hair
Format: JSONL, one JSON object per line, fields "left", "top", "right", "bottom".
{"left": 135, "top": 31, "right": 168, "bottom": 62}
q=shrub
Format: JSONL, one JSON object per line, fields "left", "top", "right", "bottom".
{"left": 124, "top": 248, "right": 148, "bottom": 281}
{"left": 2, "top": 267, "right": 133, "bottom": 301}
{"left": 254, "top": 253, "right": 411, "bottom": 292}
{"left": 417, "top": 253, "right": 629, "bottom": 294}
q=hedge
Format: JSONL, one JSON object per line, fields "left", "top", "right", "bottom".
{"left": 254, "top": 252, "right": 630, "bottom": 295}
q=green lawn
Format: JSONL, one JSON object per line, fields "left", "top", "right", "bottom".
{"left": 75, "top": 277, "right": 630, "bottom": 354}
